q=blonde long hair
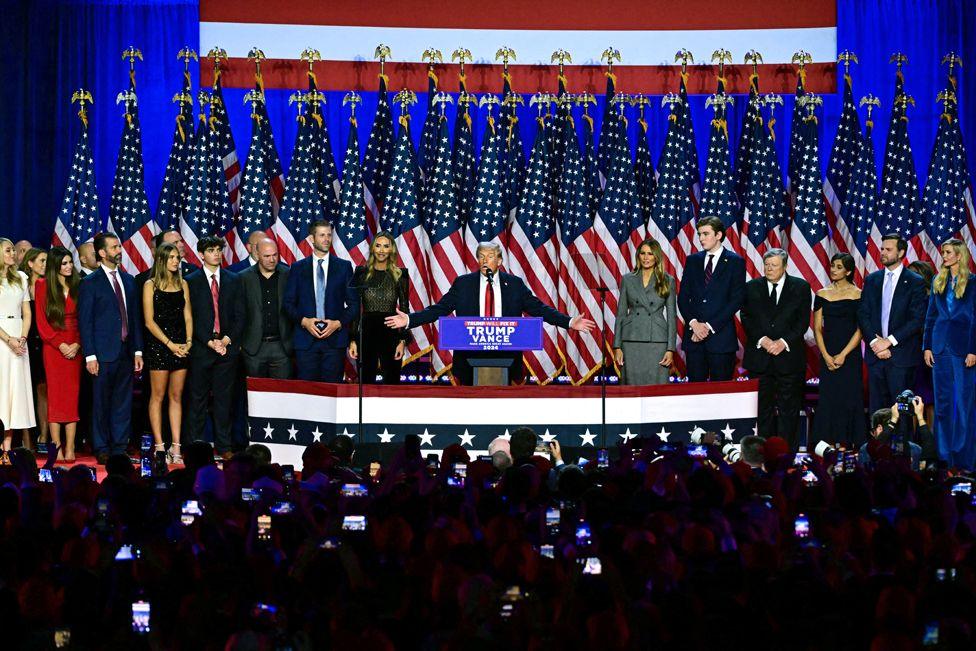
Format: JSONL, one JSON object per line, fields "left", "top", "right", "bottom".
{"left": 632, "top": 238, "right": 670, "bottom": 298}
{"left": 933, "top": 238, "right": 970, "bottom": 298}
{"left": 365, "top": 231, "right": 402, "bottom": 283}
{"left": 0, "top": 238, "right": 24, "bottom": 288}
{"left": 149, "top": 242, "right": 183, "bottom": 290}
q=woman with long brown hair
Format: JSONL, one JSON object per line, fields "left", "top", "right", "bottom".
{"left": 0, "top": 238, "right": 35, "bottom": 462}
{"left": 19, "top": 247, "right": 47, "bottom": 450}
{"left": 613, "top": 238, "right": 677, "bottom": 385}
{"left": 142, "top": 242, "right": 192, "bottom": 464}
{"left": 348, "top": 231, "right": 410, "bottom": 384}
{"left": 35, "top": 246, "right": 81, "bottom": 461}
{"left": 923, "top": 238, "right": 976, "bottom": 469}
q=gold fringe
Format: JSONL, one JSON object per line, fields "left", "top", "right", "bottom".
{"left": 503, "top": 71, "right": 512, "bottom": 85}
{"left": 350, "top": 116, "right": 357, "bottom": 128}
{"left": 378, "top": 72, "right": 389, "bottom": 86}
{"left": 78, "top": 109, "right": 88, "bottom": 129}
{"left": 428, "top": 69, "right": 438, "bottom": 87}
{"left": 256, "top": 71, "right": 264, "bottom": 92}
{"left": 308, "top": 70, "right": 317, "bottom": 86}
{"left": 942, "top": 112, "right": 953, "bottom": 124}
{"left": 176, "top": 114, "right": 186, "bottom": 141}
{"left": 312, "top": 112, "right": 323, "bottom": 127}
{"left": 750, "top": 72, "right": 759, "bottom": 94}
{"left": 711, "top": 117, "right": 728, "bottom": 138}
{"left": 605, "top": 70, "right": 617, "bottom": 85}
{"left": 487, "top": 115, "right": 495, "bottom": 133}
{"left": 767, "top": 117, "right": 777, "bottom": 141}
{"left": 399, "top": 114, "right": 410, "bottom": 129}
{"left": 639, "top": 117, "right": 648, "bottom": 133}
{"left": 582, "top": 114, "right": 594, "bottom": 131}
{"left": 129, "top": 69, "right": 136, "bottom": 89}
{"left": 558, "top": 73, "right": 568, "bottom": 88}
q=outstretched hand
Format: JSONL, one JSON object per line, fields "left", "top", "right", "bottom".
{"left": 570, "top": 316, "right": 596, "bottom": 332}
{"left": 385, "top": 308, "right": 409, "bottom": 329}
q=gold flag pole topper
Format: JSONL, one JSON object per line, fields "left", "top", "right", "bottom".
{"left": 177, "top": 47, "right": 198, "bottom": 80}
{"left": 705, "top": 92, "right": 733, "bottom": 135}
{"left": 207, "top": 47, "right": 227, "bottom": 87}
{"left": 394, "top": 89, "right": 418, "bottom": 127}
{"left": 530, "top": 93, "right": 554, "bottom": 125}
{"left": 452, "top": 47, "right": 472, "bottom": 84}
{"left": 479, "top": 94, "right": 500, "bottom": 131}
{"left": 837, "top": 50, "right": 858, "bottom": 78}
{"left": 761, "top": 93, "right": 783, "bottom": 136}
{"left": 798, "top": 93, "right": 823, "bottom": 124}
{"left": 609, "top": 93, "right": 630, "bottom": 124}
{"left": 122, "top": 46, "right": 143, "bottom": 90}
{"left": 71, "top": 89, "right": 93, "bottom": 128}
{"left": 744, "top": 50, "right": 763, "bottom": 95}
{"left": 301, "top": 47, "right": 322, "bottom": 86}
{"left": 496, "top": 46, "right": 517, "bottom": 83}
{"left": 711, "top": 48, "right": 732, "bottom": 83}
{"left": 248, "top": 47, "right": 267, "bottom": 90}
{"left": 674, "top": 49, "right": 694, "bottom": 76}
{"left": 552, "top": 49, "right": 572, "bottom": 88}
{"left": 662, "top": 91, "right": 683, "bottom": 122}
{"left": 197, "top": 90, "right": 212, "bottom": 129}
{"left": 288, "top": 91, "right": 308, "bottom": 125}
{"left": 432, "top": 91, "right": 454, "bottom": 119}
{"left": 943, "top": 52, "right": 963, "bottom": 93}
{"left": 116, "top": 88, "right": 138, "bottom": 128}
{"left": 602, "top": 46, "right": 621, "bottom": 85}
{"left": 422, "top": 48, "right": 443, "bottom": 85}
{"left": 375, "top": 44, "right": 391, "bottom": 82}
{"left": 631, "top": 93, "right": 650, "bottom": 127}
{"left": 343, "top": 91, "right": 362, "bottom": 125}
{"left": 243, "top": 89, "right": 264, "bottom": 122}
{"left": 937, "top": 89, "right": 956, "bottom": 122}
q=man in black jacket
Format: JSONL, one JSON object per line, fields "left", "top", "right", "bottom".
{"left": 184, "top": 237, "right": 244, "bottom": 458}
{"left": 741, "top": 248, "right": 812, "bottom": 449}
{"left": 239, "top": 239, "right": 293, "bottom": 379}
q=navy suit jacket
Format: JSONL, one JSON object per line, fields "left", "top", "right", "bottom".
{"left": 677, "top": 248, "right": 745, "bottom": 354}
{"left": 741, "top": 275, "right": 812, "bottom": 374}
{"left": 185, "top": 268, "right": 245, "bottom": 356}
{"left": 857, "top": 267, "right": 927, "bottom": 367}
{"left": 408, "top": 271, "right": 571, "bottom": 329}
{"left": 283, "top": 254, "right": 359, "bottom": 350}
{"left": 78, "top": 267, "right": 144, "bottom": 363}
{"left": 227, "top": 257, "right": 256, "bottom": 274}
{"left": 923, "top": 280, "right": 976, "bottom": 357}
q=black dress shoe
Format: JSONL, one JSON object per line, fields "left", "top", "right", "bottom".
{"left": 96, "top": 453, "right": 110, "bottom": 466}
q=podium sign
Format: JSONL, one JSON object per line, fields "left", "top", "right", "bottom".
{"left": 437, "top": 317, "right": 543, "bottom": 352}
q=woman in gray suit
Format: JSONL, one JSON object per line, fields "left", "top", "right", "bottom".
{"left": 613, "top": 238, "right": 677, "bottom": 385}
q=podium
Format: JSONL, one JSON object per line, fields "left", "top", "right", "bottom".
{"left": 437, "top": 317, "right": 544, "bottom": 386}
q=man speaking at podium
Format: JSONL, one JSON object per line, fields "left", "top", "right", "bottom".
{"left": 385, "top": 242, "right": 595, "bottom": 385}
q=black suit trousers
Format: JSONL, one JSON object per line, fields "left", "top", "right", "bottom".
{"left": 685, "top": 351, "right": 736, "bottom": 382}
{"left": 186, "top": 351, "right": 238, "bottom": 452}
{"left": 756, "top": 369, "right": 804, "bottom": 449}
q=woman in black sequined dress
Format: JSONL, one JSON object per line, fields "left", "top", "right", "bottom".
{"left": 348, "top": 232, "right": 411, "bottom": 384}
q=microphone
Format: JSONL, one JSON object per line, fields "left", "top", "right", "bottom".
{"left": 484, "top": 267, "right": 494, "bottom": 285}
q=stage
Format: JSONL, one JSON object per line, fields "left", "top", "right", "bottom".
{"left": 246, "top": 378, "right": 759, "bottom": 469}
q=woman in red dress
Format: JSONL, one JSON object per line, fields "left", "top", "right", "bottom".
{"left": 34, "top": 247, "right": 81, "bottom": 462}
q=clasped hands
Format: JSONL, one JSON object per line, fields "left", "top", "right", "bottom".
{"left": 870, "top": 335, "right": 893, "bottom": 360}
{"left": 302, "top": 317, "right": 341, "bottom": 340}
{"left": 57, "top": 342, "right": 82, "bottom": 360}
{"left": 759, "top": 336, "right": 787, "bottom": 356}
{"left": 688, "top": 319, "right": 710, "bottom": 343}
{"left": 207, "top": 337, "right": 230, "bottom": 356}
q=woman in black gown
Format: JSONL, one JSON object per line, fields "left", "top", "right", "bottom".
{"left": 348, "top": 232, "right": 410, "bottom": 384}
{"left": 813, "top": 253, "right": 864, "bottom": 446}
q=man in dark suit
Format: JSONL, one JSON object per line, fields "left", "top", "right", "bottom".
{"left": 77, "top": 232, "right": 144, "bottom": 463}
{"left": 385, "top": 242, "right": 596, "bottom": 385}
{"left": 77, "top": 241, "right": 98, "bottom": 276}
{"left": 857, "top": 233, "right": 927, "bottom": 414}
{"left": 284, "top": 220, "right": 358, "bottom": 382}
{"left": 240, "top": 238, "right": 293, "bottom": 378}
{"left": 227, "top": 230, "right": 266, "bottom": 273}
{"left": 185, "top": 236, "right": 244, "bottom": 458}
{"left": 678, "top": 216, "right": 746, "bottom": 382}
{"left": 741, "top": 248, "right": 812, "bottom": 449}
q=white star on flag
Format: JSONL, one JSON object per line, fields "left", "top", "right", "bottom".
{"left": 458, "top": 430, "right": 475, "bottom": 447}
{"left": 287, "top": 424, "right": 299, "bottom": 441}
{"left": 721, "top": 424, "right": 736, "bottom": 440}
{"left": 378, "top": 428, "right": 395, "bottom": 443}
{"left": 419, "top": 429, "right": 435, "bottom": 447}
{"left": 656, "top": 427, "right": 671, "bottom": 442}
{"left": 620, "top": 428, "right": 637, "bottom": 443}
{"left": 263, "top": 423, "right": 274, "bottom": 440}
{"left": 540, "top": 430, "right": 556, "bottom": 443}
{"left": 312, "top": 427, "right": 323, "bottom": 443}
{"left": 501, "top": 430, "right": 512, "bottom": 441}
{"left": 579, "top": 429, "right": 596, "bottom": 446}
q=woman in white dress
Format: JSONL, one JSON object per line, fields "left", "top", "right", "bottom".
{"left": 0, "top": 238, "right": 35, "bottom": 462}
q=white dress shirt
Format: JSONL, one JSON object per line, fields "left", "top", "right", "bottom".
{"left": 872, "top": 264, "right": 903, "bottom": 347}
{"left": 311, "top": 252, "right": 329, "bottom": 297}
{"left": 85, "top": 263, "right": 141, "bottom": 362}
{"left": 697, "top": 245, "right": 724, "bottom": 334}
{"left": 757, "top": 276, "right": 790, "bottom": 352}
{"left": 479, "top": 273, "right": 503, "bottom": 317}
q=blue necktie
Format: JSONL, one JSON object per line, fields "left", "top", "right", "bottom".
{"left": 315, "top": 258, "right": 326, "bottom": 320}
{"left": 947, "top": 276, "right": 957, "bottom": 311}
{"left": 881, "top": 271, "right": 894, "bottom": 337}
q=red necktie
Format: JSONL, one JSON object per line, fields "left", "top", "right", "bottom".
{"left": 484, "top": 280, "right": 495, "bottom": 317}
{"left": 704, "top": 254, "right": 714, "bottom": 286}
{"left": 210, "top": 275, "right": 221, "bottom": 335}
{"left": 109, "top": 271, "right": 128, "bottom": 341}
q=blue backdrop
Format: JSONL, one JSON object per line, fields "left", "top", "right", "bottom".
{"left": 2, "top": 0, "right": 974, "bottom": 245}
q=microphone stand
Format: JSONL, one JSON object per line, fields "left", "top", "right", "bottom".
{"left": 595, "top": 283, "right": 609, "bottom": 449}
{"left": 350, "top": 279, "right": 366, "bottom": 446}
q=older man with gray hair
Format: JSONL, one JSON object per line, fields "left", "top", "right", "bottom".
{"left": 386, "top": 242, "right": 595, "bottom": 385}
{"left": 740, "top": 248, "right": 812, "bottom": 448}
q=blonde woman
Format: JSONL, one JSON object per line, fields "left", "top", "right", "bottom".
{"left": 142, "top": 242, "right": 192, "bottom": 464}
{"left": 613, "top": 238, "right": 677, "bottom": 385}
{"left": 923, "top": 238, "right": 976, "bottom": 468}
{"left": 348, "top": 231, "right": 410, "bottom": 384}
{"left": 19, "top": 247, "right": 48, "bottom": 449}
{"left": 0, "top": 238, "right": 35, "bottom": 461}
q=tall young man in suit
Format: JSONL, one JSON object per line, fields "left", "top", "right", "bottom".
{"left": 240, "top": 238, "right": 293, "bottom": 378}
{"left": 283, "top": 220, "right": 358, "bottom": 382}
{"left": 741, "top": 248, "right": 812, "bottom": 449}
{"left": 184, "top": 237, "right": 244, "bottom": 458}
{"left": 678, "top": 216, "right": 746, "bottom": 382}
{"left": 77, "top": 232, "right": 144, "bottom": 463}
{"left": 385, "top": 242, "right": 595, "bottom": 385}
{"left": 857, "top": 233, "right": 927, "bottom": 413}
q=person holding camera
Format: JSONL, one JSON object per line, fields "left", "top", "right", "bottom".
{"left": 923, "top": 238, "right": 976, "bottom": 469}
{"left": 858, "top": 394, "right": 934, "bottom": 470}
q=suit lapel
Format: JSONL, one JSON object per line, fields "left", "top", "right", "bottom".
{"left": 634, "top": 274, "right": 654, "bottom": 311}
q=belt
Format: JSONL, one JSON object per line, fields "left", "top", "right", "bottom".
{"left": 261, "top": 336, "right": 280, "bottom": 342}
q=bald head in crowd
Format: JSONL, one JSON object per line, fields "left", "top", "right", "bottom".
{"left": 14, "top": 240, "right": 32, "bottom": 266}
{"left": 246, "top": 231, "right": 270, "bottom": 262}
{"left": 77, "top": 241, "right": 98, "bottom": 272}
{"left": 255, "top": 237, "right": 279, "bottom": 273}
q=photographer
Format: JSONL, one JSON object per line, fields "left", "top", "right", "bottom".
{"left": 858, "top": 392, "right": 936, "bottom": 469}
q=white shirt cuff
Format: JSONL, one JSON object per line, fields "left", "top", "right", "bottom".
{"left": 705, "top": 322, "right": 715, "bottom": 334}
{"left": 780, "top": 339, "right": 790, "bottom": 352}
{"left": 135, "top": 351, "right": 142, "bottom": 357}
{"left": 85, "top": 355, "right": 96, "bottom": 363}
{"left": 887, "top": 335, "right": 898, "bottom": 347}
{"left": 756, "top": 336, "right": 768, "bottom": 349}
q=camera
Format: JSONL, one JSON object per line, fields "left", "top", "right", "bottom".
{"left": 896, "top": 389, "right": 915, "bottom": 413}
{"left": 723, "top": 443, "right": 741, "bottom": 463}
{"left": 597, "top": 449, "right": 609, "bottom": 469}
{"left": 689, "top": 427, "right": 707, "bottom": 445}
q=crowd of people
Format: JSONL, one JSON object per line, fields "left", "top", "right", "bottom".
{"left": 0, "top": 213, "right": 974, "bottom": 471}
{"left": 0, "top": 424, "right": 974, "bottom": 649}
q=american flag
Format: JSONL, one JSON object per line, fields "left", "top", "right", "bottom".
{"left": 305, "top": 72, "right": 342, "bottom": 227}
{"left": 156, "top": 75, "right": 195, "bottom": 234}
{"left": 823, "top": 69, "right": 863, "bottom": 277}
{"left": 252, "top": 74, "right": 286, "bottom": 217}
{"left": 878, "top": 67, "right": 934, "bottom": 263}
{"left": 634, "top": 115, "right": 657, "bottom": 232}
{"left": 417, "top": 67, "right": 440, "bottom": 186}
{"left": 332, "top": 122, "right": 370, "bottom": 267}
{"left": 734, "top": 69, "right": 762, "bottom": 207}
{"left": 52, "top": 119, "right": 101, "bottom": 265}
{"left": 556, "top": 114, "right": 603, "bottom": 384}
{"left": 385, "top": 116, "right": 436, "bottom": 363}
{"left": 237, "top": 106, "right": 276, "bottom": 238}
{"left": 468, "top": 118, "right": 508, "bottom": 259}
{"left": 183, "top": 105, "right": 236, "bottom": 256}
{"left": 363, "top": 75, "right": 394, "bottom": 237}
{"left": 786, "top": 102, "right": 830, "bottom": 292}
{"left": 845, "top": 110, "right": 882, "bottom": 276}
{"left": 592, "top": 113, "right": 640, "bottom": 354}
{"left": 581, "top": 114, "right": 603, "bottom": 221}
{"left": 507, "top": 121, "right": 564, "bottom": 383}
{"left": 740, "top": 102, "right": 787, "bottom": 278}
{"left": 787, "top": 70, "right": 807, "bottom": 209}
{"left": 699, "top": 92, "right": 741, "bottom": 255}
{"left": 500, "top": 74, "right": 526, "bottom": 221}
{"left": 108, "top": 86, "right": 158, "bottom": 275}
{"left": 209, "top": 72, "right": 244, "bottom": 264}
{"left": 453, "top": 88, "right": 479, "bottom": 268}
{"left": 426, "top": 116, "right": 473, "bottom": 376}
{"left": 648, "top": 100, "right": 697, "bottom": 279}
{"left": 596, "top": 73, "right": 616, "bottom": 180}
{"left": 672, "top": 73, "right": 701, "bottom": 259}
{"left": 923, "top": 79, "right": 975, "bottom": 265}
{"left": 274, "top": 103, "right": 322, "bottom": 264}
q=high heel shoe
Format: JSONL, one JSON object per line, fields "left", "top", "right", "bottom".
{"left": 166, "top": 444, "right": 183, "bottom": 466}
